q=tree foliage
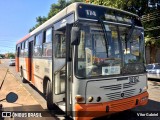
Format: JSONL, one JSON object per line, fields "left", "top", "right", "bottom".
{"left": 29, "top": 0, "right": 84, "bottom": 32}
{"left": 0, "top": 54, "right": 5, "bottom": 58}
{"left": 8, "top": 53, "right": 15, "bottom": 59}
{"left": 29, "top": 1, "right": 155, "bottom": 41}
{"left": 29, "top": 0, "right": 160, "bottom": 63}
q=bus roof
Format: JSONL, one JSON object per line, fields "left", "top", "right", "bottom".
{"left": 16, "top": 34, "right": 30, "bottom": 44}
{"left": 16, "top": 2, "right": 138, "bottom": 44}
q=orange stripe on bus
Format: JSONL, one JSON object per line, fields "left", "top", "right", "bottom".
{"left": 75, "top": 92, "right": 148, "bottom": 120}
{"left": 25, "top": 58, "right": 31, "bottom": 81}
{"left": 31, "top": 62, "right": 35, "bottom": 84}
{"left": 15, "top": 57, "right": 19, "bottom": 72}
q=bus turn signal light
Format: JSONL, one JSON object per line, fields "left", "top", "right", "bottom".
{"left": 96, "top": 96, "right": 101, "bottom": 102}
{"left": 88, "top": 96, "right": 94, "bottom": 102}
{"left": 75, "top": 95, "right": 84, "bottom": 102}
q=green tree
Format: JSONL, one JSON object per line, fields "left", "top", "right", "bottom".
{"left": 8, "top": 53, "right": 15, "bottom": 59}
{"left": 29, "top": 0, "right": 83, "bottom": 32}
{"left": 0, "top": 54, "right": 5, "bottom": 58}
{"left": 85, "top": 0, "right": 160, "bottom": 63}
{"left": 29, "top": 0, "right": 159, "bottom": 63}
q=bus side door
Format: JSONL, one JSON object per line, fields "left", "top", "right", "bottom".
{"left": 29, "top": 41, "right": 34, "bottom": 82}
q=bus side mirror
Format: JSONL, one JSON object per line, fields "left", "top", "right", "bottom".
{"left": 71, "top": 27, "right": 80, "bottom": 45}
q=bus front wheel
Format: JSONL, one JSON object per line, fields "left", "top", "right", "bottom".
{"left": 46, "top": 80, "right": 57, "bottom": 110}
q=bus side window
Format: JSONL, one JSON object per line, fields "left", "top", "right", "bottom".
{"left": 34, "top": 32, "right": 43, "bottom": 57}
{"left": 55, "top": 34, "right": 66, "bottom": 58}
{"left": 43, "top": 28, "right": 52, "bottom": 57}
{"left": 20, "top": 42, "right": 24, "bottom": 57}
{"left": 24, "top": 40, "right": 28, "bottom": 57}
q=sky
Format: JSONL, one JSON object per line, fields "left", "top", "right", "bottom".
{"left": 0, "top": 0, "right": 57, "bottom": 54}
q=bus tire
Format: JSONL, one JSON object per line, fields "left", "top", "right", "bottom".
{"left": 46, "top": 80, "right": 57, "bottom": 110}
{"left": 21, "top": 68, "right": 27, "bottom": 83}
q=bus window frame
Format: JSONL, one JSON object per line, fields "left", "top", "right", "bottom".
{"left": 24, "top": 39, "right": 29, "bottom": 57}
{"left": 42, "top": 27, "right": 53, "bottom": 57}
{"left": 33, "top": 32, "right": 43, "bottom": 57}
{"left": 54, "top": 30, "right": 66, "bottom": 59}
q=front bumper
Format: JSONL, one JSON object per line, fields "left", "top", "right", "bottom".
{"left": 75, "top": 92, "right": 148, "bottom": 120}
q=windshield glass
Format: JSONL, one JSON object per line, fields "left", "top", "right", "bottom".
{"left": 119, "top": 26, "right": 141, "bottom": 63}
{"left": 119, "top": 26, "right": 145, "bottom": 74}
{"left": 75, "top": 22, "right": 145, "bottom": 78}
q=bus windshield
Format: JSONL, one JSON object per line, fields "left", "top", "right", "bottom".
{"left": 76, "top": 22, "right": 145, "bottom": 78}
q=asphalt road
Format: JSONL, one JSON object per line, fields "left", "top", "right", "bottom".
{"left": 1, "top": 59, "right": 160, "bottom": 120}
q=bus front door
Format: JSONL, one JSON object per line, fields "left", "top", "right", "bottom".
{"left": 53, "top": 24, "right": 72, "bottom": 115}
{"left": 53, "top": 31, "right": 66, "bottom": 104}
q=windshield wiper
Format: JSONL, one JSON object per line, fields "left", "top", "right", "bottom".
{"left": 126, "top": 23, "right": 135, "bottom": 42}
{"left": 124, "top": 23, "right": 135, "bottom": 54}
{"left": 98, "top": 18, "right": 109, "bottom": 57}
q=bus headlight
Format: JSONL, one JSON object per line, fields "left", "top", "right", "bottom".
{"left": 88, "top": 96, "right": 94, "bottom": 102}
{"left": 75, "top": 95, "right": 84, "bottom": 102}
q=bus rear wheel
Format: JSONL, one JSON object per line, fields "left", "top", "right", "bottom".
{"left": 21, "top": 68, "right": 27, "bottom": 83}
{"left": 46, "top": 80, "right": 57, "bottom": 110}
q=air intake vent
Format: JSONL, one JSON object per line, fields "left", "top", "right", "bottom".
{"left": 123, "top": 89, "right": 136, "bottom": 98}
{"left": 106, "top": 91, "right": 121, "bottom": 100}
{"left": 100, "top": 84, "right": 122, "bottom": 91}
{"left": 123, "top": 82, "right": 138, "bottom": 89}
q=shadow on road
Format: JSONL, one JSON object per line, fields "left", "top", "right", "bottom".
{"left": 148, "top": 78, "right": 160, "bottom": 83}
{"left": 135, "top": 99, "right": 160, "bottom": 111}
{"left": 1, "top": 104, "right": 72, "bottom": 120}
{"left": 94, "top": 99, "right": 160, "bottom": 120}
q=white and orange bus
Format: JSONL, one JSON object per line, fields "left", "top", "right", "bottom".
{"left": 16, "top": 2, "right": 148, "bottom": 120}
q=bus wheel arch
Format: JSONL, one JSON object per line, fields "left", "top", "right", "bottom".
{"left": 43, "top": 76, "right": 57, "bottom": 110}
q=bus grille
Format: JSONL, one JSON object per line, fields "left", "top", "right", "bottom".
{"left": 106, "top": 89, "right": 136, "bottom": 100}
{"left": 100, "top": 81, "right": 138, "bottom": 92}
{"left": 123, "top": 82, "right": 138, "bottom": 89}
{"left": 123, "top": 89, "right": 136, "bottom": 98}
{"left": 100, "top": 84, "right": 122, "bottom": 90}
{"left": 106, "top": 92, "right": 121, "bottom": 100}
